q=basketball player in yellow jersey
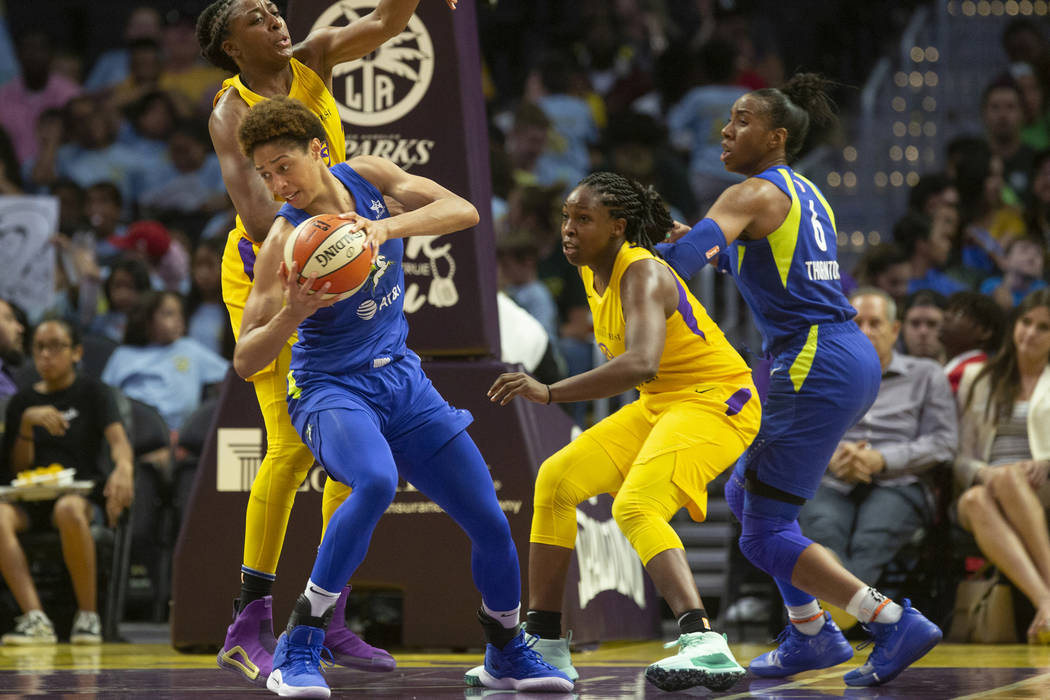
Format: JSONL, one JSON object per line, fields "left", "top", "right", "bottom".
{"left": 487, "top": 172, "right": 761, "bottom": 694}
{"left": 195, "top": 0, "right": 455, "bottom": 686}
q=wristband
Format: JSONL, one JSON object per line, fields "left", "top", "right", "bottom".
{"left": 654, "top": 218, "right": 728, "bottom": 281}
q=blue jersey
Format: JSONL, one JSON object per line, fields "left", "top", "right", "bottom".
{"left": 722, "top": 165, "right": 855, "bottom": 353}
{"left": 277, "top": 163, "right": 406, "bottom": 376}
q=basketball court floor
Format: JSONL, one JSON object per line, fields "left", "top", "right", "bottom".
{"left": 0, "top": 638, "right": 1047, "bottom": 698}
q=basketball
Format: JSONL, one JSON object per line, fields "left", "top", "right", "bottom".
{"left": 283, "top": 214, "right": 374, "bottom": 301}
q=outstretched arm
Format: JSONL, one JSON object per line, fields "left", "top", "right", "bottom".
{"left": 298, "top": 0, "right": 456, "bottom": 83}
{"left": 233, "top": 218, "right": 338, "bottom": 378}
{"left": 488, "top": 260, "right": 671, "bottom": 405}
{"left": 656, "top": 178, "right": 784, "bottom": 280}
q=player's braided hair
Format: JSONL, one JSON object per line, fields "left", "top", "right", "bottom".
{"left": 578, "top": 171, "right": 674, "bottom": 253}
{"left": 237, "top": 95, "right": 327, "bottom": 157}
{"left": 752, "top": 73, "right": 838, "bottom": 162}
{"left": 196, "top": 0, "right": 240, "bottom": 74}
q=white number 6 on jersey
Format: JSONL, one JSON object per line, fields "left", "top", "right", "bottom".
{"left": 809, "top": 200, "right": 828, "bottom": 252}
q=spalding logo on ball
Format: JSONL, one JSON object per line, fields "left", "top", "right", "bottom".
{"left": 283, "top": 214, "right": 375, "bottom": 301}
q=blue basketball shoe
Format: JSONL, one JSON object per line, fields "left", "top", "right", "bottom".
{"left": 478, "top": 629, "right": 574, "bottom": 692}
{"left": 266, "top": 625, "right": 333, "bottom": 698}
{"left": 844, "top": 599, "right": 942, "bottom": 687}
{"left": 749, "top": 612, "right": 854, "bottom": 678}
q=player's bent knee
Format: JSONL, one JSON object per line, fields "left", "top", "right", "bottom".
{"left": 739, "top": 527, "right": 809, "bottom": 581}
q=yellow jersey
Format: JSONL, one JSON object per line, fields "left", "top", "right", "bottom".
{"left": 216, "top": 58, "right": 347, "bottom": 374}
{"left": 580, "top": 242, "right": 752, "bottom": 395}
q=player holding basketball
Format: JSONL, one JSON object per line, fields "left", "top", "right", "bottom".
{"left": 656, "top": 73, "right": 942, "bottom": 686}
{"left": 486, "top": 171, "right": 761, "bottom": 693}
{"left": 233, "top": 96, "right": 572, "bottom": 698}
{"left": 195, "top": 0, "right": 452, "bottom": 684}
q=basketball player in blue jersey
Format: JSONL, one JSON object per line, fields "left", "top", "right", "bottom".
{"left": 196, "top": 0, "right": 454, "bottom": 684}
{"left": 232, "top": 96, "right": 572, "bottom": 698}
{"left": 657, "top": 73, "right": 943, "bottom": 687}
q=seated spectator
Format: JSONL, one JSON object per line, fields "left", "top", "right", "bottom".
{"left": 88, "top": 256, "right": 152, "bottom": 344}
{"left": 941, "top": 291, "right": 1006, "bottom": 394}
{"left": 979, "top": 235, "right": 1048, "bottom": 309}
{"left": 1010, "top": 62, "right": 1050, "bottom": 151}
{"left": 893, "top": 211, "right": 968, "bottom": 297}
{"left": 84, "top": 182, "right": 128, "bottom": 267}
{"left": 185, "top": 237, "right": 232, "bottom": 359}
{"left": 101, "top": 291, "right": 228, "bottom": 434}
{"left": 83, "top": 6, "right": 162, "bottom": 92}
{"left": 852, "top": 242, "right": 911, "bottom": 307}
{"left": 108, "top": 39, "right": 166, "bottom": 114}
{"left": 953, "top": 136, "right": 1026, "bottom": 280}
{"left": 138, "top": 120, "right": 227, "bottom": 223}
{"left": 1025, "top": 148, "right": 1050, "bottom": 252}
{"left": 799, "top": 289, "right": 957, "bottom": 617}
{"left": 0, "top": 31, "right": 81, "bottom": 167}
{"left": 0, "top": 319, "right": 134, "bottom": 645}
{"left": 667, "top": 37, "right": 748, "bottom": 210}
{"left": 908, "top": 173, "right": 960, "bottom": 221}
{"left": 899, "top": 290, "right": 947, "bottom": 363}
{"left": 496, "top": 231, "right": 559, "bottom": 341}
{"left": 982, "top": 77, "right": 1036, "bottom": 201}
{"left": 109, "top": 220, "right": 191, "bottom": 294}
{"left": 955, "top": 288, "right": 1050, "bottom": 643}
{"left": 0, "top": 298, "right": 26, "bottom": 400}
{"left": 600, "top": 110, "right": 697, "bottom": 223}
{"left": 156, "top": 10, "right": 228, "bottom": 115}
{"left": 505, "top": 102, "right": 556, "bottom": 188}
{"left": 526, "top": 50, "right": 599, "bottom": 190}
{"left": 118, "top": 90, "right": 179, "bottom": 165}
{"left": 28, "top": 95, "right": 145, "bottom": 217}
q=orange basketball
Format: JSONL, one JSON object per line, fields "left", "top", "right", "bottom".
{"left": 283, "top": 214, "right": 374, "bottom": 301}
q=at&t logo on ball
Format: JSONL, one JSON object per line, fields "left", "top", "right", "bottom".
{"left": 312, "top": 1, "right": 434, "bottom": 127}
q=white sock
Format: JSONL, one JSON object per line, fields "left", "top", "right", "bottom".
{"left": 787, "top": 600, "right": 825, "bottom": 635}
{"left": 483, "top": 602, "right": 521, "bottom": 629}
{"left": 304, "top": 580, "right": 340, "bottom": 617}
{"left": 846, "top": 587, "right": 902, "bottom": 624}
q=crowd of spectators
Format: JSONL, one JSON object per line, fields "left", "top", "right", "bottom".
{"left": 0, "top": 0, "right": 1045, "bottom": 644}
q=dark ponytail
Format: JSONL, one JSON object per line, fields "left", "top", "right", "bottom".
{"left": 577, "top": 171, "right": 674, "bottom": 252}
{"left": 753, "top": 73, "right": 838, "bottom": 162}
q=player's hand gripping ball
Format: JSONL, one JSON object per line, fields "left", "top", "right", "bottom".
{"left": 283, "top": 214, "right": 375, "bottom": 301}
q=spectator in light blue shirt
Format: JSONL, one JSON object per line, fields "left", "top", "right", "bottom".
{"left": 529, "top": 50, "right": 599, "bottom": 191}
{"left": 82, "top": 6, "right": 162, "bottom": 91}
{"left": 667, "top": 38, "right": 749, "bottom": 210}
{"left": 101, "top": 290, "right": 227, "bottom": 432}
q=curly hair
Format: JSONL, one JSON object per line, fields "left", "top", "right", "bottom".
{"left": 576, "top": 171, "right": 674, "bottom": 253}
{"left": 196, "top": 0, "right": 240, "bottom": 74}
{"left": 237, "top": 96, "right": 327, "bottom": 157}
{"left": 751, "top": 73, "right": 838, "bottom": 162}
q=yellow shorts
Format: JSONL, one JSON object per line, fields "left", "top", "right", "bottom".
{"left": 531, "top": 380, "right": 760, "bottom": 563}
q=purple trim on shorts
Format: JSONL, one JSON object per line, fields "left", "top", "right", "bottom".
{"left": 724, "top": 387, "right": 752, "bottom": 416}
{"left": 238, "top": 237, "right": 256, "bottom": 281}
{"left": 674, "top": 278, "right": 706, "bottom": 340}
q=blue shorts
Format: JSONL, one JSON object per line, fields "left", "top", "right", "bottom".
{"left": 287, "top": 349, "right": 473, "bottom": 472}
{"left": 733, "top": 321, "right": 881, "bottom": 501}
